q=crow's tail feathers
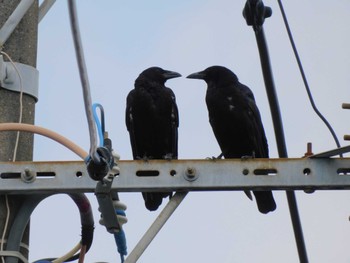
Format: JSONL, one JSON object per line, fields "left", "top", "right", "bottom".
{"left": 253, "top": 191, "right": 276, "bottom": 214}
{"left": 142, "top": 192, "right": 172, "bottom": 211}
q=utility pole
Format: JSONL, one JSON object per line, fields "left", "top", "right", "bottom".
{"left": 0, "top": 0, "right": 38, "bottom": 261}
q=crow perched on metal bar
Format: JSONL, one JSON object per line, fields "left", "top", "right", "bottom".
{"left": 187, "top": 65, "right": 276, "bottom": 214}
{"left": 126, "top": 67, "right": 181, "bottom": 211}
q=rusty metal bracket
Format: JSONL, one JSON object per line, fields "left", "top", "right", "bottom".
{"left": 1, "top": 158, "right": 350, "bottom": 194}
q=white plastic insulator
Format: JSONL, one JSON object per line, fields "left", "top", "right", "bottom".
{"left": 116, "top": 214, "right": 128, "bottom": 225}
{"left": 112, "top": 150, "right": 120, "bottom": 161}
{"left": 111, "top": 165, "right": 120, "bottom": 175}
{"left": 99, "top": 214, "right": 128, "bottom": 226}
{"left": 113, "top": 200, "right": 127, "bottom": 211}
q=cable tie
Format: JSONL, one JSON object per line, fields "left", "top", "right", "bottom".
{"left": 0, "top": 240, "right": 29, "bottom": 251}
{"left": 0, "top": 250, "right": 28, "bottom": 263}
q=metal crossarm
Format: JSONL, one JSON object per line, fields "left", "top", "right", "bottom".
{"left": 0, "top": 158, "right": 350, "bottom": 194}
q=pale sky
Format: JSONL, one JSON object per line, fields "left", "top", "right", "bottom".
{"left": 30, "top": 1, "right": 350, "bottom": 262}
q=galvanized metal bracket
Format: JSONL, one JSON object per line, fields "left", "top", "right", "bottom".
{"left": 1, "top": 158, "right": 350, "bottom": 194}
{"left": 0, "top": 55, "right": 39, "bottom": 101}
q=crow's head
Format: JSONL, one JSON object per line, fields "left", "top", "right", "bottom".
{"left": 187, "top": 66, "right": 238, "bottom": 85}
{"left": 138, "top": 67, "right": 181, "bottom": 85}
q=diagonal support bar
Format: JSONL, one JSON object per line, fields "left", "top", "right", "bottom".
{"left": 0, "top": 0, "right": 35, "bottom": 48}
{"left": 124, "top": 192, "right": 187, "bottom": 263}
{"left": 38, "top": 0, "right": 57, "bottom": 23}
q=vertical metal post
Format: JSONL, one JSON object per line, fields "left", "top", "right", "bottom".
{"left": 243, "top": 1, "right": 308, "bottom": 262}
{"left": 0, "top": 0, "right": 38, "bottom": 261}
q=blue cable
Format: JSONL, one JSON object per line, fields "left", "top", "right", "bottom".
{"left": 92, "top": 103, "right": 104, "bottom": 147}
{"left": 92, "top": 103, "right": 128, "bottom": 262}
{"left": 114, "top": 209, "right": 128, "bottom": 262}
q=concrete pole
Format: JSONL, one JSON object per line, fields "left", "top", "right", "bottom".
{"left": 0, "top": 0, "right": 38, "bottom": 261}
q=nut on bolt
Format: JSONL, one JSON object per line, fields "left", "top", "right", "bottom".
{"left": 185, "top": 167, "right": 197, "bottom": 181}
{"left": 21, "top": 168, "right": 36, "bottom": 183}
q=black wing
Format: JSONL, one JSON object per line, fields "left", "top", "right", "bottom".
{"left": 168, "top": 88, "right": 179, "bottom": 159}
{"left": 125, "top": 89, "right": 139, "bottom": 159}
{"left": 245, "top": 91, "right": 269, "bottom": 158}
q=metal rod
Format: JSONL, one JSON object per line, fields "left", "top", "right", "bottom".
{"left": 254, "top": 22, "right": 308, "bottom": 263}
{"left": 0, "top": 0, "right": 35, "bottom": 48}
{"left": 124, "top": 192, "right": 188, "bottom": 263}
{"left": 342, "top": 103, "right": 350, "bottom": 110}
{"left": 38, "top": 0, "right": 56, "bottom": 23}
{"left": 310, "top": 145, "right": 350, "bottom": 158}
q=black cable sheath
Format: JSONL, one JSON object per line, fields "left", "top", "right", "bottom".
{"left": 6, "top": 194, "right": 94, "bottom": 263}
{"left": 277, "top": 0, "right": 341, "bottom": 154}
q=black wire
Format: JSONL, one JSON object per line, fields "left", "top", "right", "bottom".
{"left": 277, "top": 0, "right": 342, "bottom": 155}
{"left": 31, "top": 194, "right": 94, "bottom": 263}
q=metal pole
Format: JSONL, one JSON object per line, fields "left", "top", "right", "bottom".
{"left": 254, "top": 21, "right": 308, "bottom": 263}
{"left": 0, "top": 0, "right": 38, "bottom": 262}
{"left": 243, "top": 1, "right": 308, "bottom": 262}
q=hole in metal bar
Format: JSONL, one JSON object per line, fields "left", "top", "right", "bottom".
{"left": 136, "top": 170, "right": 160, "bottom": 177}
{"left": 303, "top": 168, "right": 311, "bottom": 176}
{"left": 253, "top": 168, "right": 277, "bottom": 176}
{"left": 1, "top": 172, "right": 21, "bottom": 179}
{"left": 36, "top": 172, "right": 56, "bottom": 178}
{"left": 242, "top": 169, "right": 249, "bottom": 175}
{"left": 337, "top": 168, "right": 350, "bottom": 176}
{"left": 76, "top": 171, "right": 83, "bottom": 178}
{"left": 170, "top": 170, "right": 176, "bottom": 176}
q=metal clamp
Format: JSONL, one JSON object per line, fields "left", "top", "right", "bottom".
{"left": 95, "top": 172, "right": 122, "bottom": 234}
{"left": 0, "top": 55, "right": 39, "bottom": 101}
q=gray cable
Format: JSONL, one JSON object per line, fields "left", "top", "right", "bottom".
{"left": 67, "top": 0, "right": 99, "bottom": 162}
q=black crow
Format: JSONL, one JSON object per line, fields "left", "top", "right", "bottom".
{"left": 126, "top": 67, "right": 181, "bottom": 211}
{"left": 187, "top": 65, "right": 276, "bottom": 214}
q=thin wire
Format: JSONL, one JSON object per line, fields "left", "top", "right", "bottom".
{"left": 77, "top": 244, "right": 86, "bottom": 263}
{"left": 277, "top": 0, "right": 342, "bottom": 154}
{"left": 51, "top": 242, "right": 82, "bottom": 263}
{"left": 67, "top": 0, "right": 99, "bottom": 162}
{"left": 0, "top": 196, "right": 9, "bottom": 263}
{"left": 0, "top": 51, "right": 24, "bottom": 161}
{"left": 0, "top": 51, "right": 24, "bottom": 263}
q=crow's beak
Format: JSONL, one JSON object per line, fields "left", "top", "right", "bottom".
{"left": 163, "top": 70, "right": 182, "bottom": 80}
{"left": 186, "top": 71, "right": 206, "bottom": 80}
